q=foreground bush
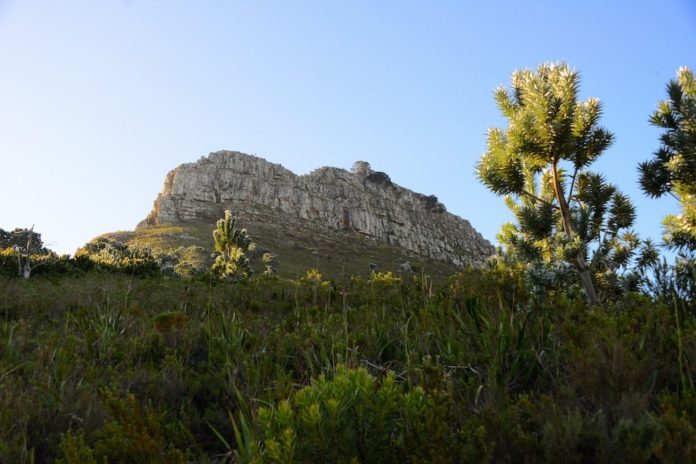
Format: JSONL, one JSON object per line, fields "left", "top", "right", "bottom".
{"left": 233, "top": 366, "right": 696, "bottom": 464}
{"left": 241, "top": 366, "right": 449, "bottom": 463}
{"left": 0, "top": 270, "right": 693, "bottom": 462}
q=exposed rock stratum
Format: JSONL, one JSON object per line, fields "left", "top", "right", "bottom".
{"left": 138, "top": 151, "right": 493, "bottom": 269}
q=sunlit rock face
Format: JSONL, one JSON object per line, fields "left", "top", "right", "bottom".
{"left": 141, "top": 150, "right": 494, "bottom": 266}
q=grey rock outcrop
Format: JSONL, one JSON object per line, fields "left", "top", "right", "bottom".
{"left": 140, "top": 151, "right": 494, "bottom": 267}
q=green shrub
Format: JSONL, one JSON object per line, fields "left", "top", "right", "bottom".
{"left": 240, "top": 366, "right": 465, "bottom": 463}
{"left": 58, "top": 391, "right": 186, "bottom": 464}
{"left": 57, "top": 433, "right": 97, "bottom": 464}
{"left": 0, "top": 268, "right": 693, "bottom": 462}
{"left": 75, "top": 237, "right": 161, "bottom": 276}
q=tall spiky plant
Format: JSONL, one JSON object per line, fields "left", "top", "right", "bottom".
{"left": 639, "top": 66, "right": 696, "bottom": 252}
{"left": 477, "top": 63, "right": 646, "bottom": 304}
{"left": 212, "top": 210, "right": 255, "bottom": 280}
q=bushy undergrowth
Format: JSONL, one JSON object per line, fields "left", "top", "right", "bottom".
{"left": 0, "top": 238, "right": 210, "bottom": 279}
{"left": 0, "top": 268, "right": 694, "bottom": 463}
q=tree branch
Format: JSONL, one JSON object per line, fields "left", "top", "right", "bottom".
{"left": 566, "top": 166, "right": 579, "bottom": 206}
{"left": 520, "top": 190, "right": 559, "bottom": 210}
{"left": 590, "top": 229, "right": 617, "bottom": 269}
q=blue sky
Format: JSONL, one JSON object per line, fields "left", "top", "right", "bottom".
{"left": 0, "top": 0, "right": 694, "bottom": 255}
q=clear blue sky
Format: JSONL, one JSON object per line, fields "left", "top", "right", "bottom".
{"left": 1, "top": 0, "right": 694, "bottom": 255}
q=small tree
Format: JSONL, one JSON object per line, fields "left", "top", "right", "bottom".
{"left": 477, "top": 63, "right": 645, "bottom": 304}
{"left": 262, "top": 252, "right": 278, "bottom": 276}
{"left": 639, "top": 66, "right": 696, "bottom": 252}
{"left": 0, "top": 226, "right": 48, "bottom": 278}
{"left": 211, "top": 210, "right": 255, "bottom": 280}
{"left": 0, "top": 227, "right": 45, "bottom": 253}
{"left": 17, "top": 225, "right": 35, "bottom": 278}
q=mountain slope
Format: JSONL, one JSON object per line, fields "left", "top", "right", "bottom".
{"left": 104, "top": 151, "right": 494, "bottom": 279}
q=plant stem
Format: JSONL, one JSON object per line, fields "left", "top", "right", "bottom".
{"left": 552, "top": 162, "right": 599, "bottom": 305}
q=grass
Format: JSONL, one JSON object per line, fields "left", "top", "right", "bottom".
{"left": 101, "top": 216, "right": 466, "bottom": 281}
{"left": 0, "top": 269, "right": 694, "bottom": 462}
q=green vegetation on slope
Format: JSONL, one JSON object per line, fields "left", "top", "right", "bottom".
{"left": 0, "top": 269, "right": 694, "bottom": 463}
{"left": 104, "top": 220, "right": 462, "bottom": 281}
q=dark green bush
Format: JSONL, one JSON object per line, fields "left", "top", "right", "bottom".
{"left": 0, "top": 268, "right": 693, "bottom": 462}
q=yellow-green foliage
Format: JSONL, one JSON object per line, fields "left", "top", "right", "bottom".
{"left": 247, "top": 366, "right": 433, "bottom": 463}
{"left": 57, "top": 433, "right": 97, "bottom": 464}
{"left": 262, "top": 252, "right": 278, "bottom": 276}
{"left": 300, "top": 268, "right": 329, "bottom": 287}
{"left": 640, "top": 66, "right": 696, "bottom": 252}
{"left": 0, "top": 247, "right": 75, "bottom": 277}
{"left": 299, "top": 268, "right": 331, "bottom": 306}
{"left": 212, "top": 210, "right": 255, "bottom": 281}
{"left": 368, "top": 271, "right": 401, "bottom": 286}
{"left": 75, "top": 237, "right": 161, "bottom": 276}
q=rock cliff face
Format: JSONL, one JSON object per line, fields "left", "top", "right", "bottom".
{"left": 140, "top": 151, "right": 494, "bottom": 267}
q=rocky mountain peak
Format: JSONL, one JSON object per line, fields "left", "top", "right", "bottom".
{"left": 140, "top": 150, "right": 494, "bottom": 267}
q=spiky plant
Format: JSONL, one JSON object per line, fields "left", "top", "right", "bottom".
{"left": 477, "top": 63, "right": 646, "bottom": 304}
{"left": 639, "top": 66, "right": 696, "bottom": 252}
{"left": 262, "top": 252, "right": 278, "bottom": 276}
{"left": 212, "top": 210, "right": 255, "bottom": 280}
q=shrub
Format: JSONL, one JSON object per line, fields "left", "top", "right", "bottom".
{"left": 239, "top": 366, "right": 464, "bottom": 463}
{"left": 59, "top": 391, "right": 186, "bottom": 464}
{"left": 75, "top": 237, "right": 160, "bottom": 276}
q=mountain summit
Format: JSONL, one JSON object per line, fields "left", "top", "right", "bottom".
{"left": 110, "top": 151, "right": 493, "bottom": 277}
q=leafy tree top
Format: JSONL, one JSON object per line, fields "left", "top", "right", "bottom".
{"left": 477, "top": 63, "right": 646, "bottom": 304}
{"left": 212, "top": 210, "right": 255, "bottom": 280}
{"left": 639, "top": 66, "right": 696, "bottom": 251}
{"left": 480, "top": 63, "right": 613, "bottom": 197}
{"left": 0, "top": 227, "right": 47, "bottom": 254}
